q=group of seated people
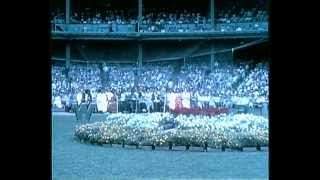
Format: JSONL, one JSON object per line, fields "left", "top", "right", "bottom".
{"left": 68, "top": 64, "right": 103, "bottom": 94}
{"left": 236, "top": 63, "right": 269, "bottom": 100}
{"left": 51, "top": 6, "right": 268, "bottom": 32}
{"left": 215, "top": 6, "right": 268, "bottom": 32}
{"left": 216, "top": 8, "right": 268, "bottom": 23}
{"left": 139, "top": 9, "right": 212, "bottom": 32}
{"left": 52, "top": 66, "right": 68, "bottom": 99}
{"left": 71, "top": 9, "right": 137, "bottom": 25}
{"left": 52, "top": 58, "right": 269, "bottom": 114}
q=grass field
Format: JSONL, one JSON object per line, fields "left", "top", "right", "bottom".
{"left": 52, "top": 112, "right": 268, "bottom": 180}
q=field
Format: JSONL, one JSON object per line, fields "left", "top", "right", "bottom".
{"left": 52, "top": 112, "right": 268, "bottom": 180}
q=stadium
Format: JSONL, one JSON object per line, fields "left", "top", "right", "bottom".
{"left": 51, "top": 0, "right": 269, "bottom": 179}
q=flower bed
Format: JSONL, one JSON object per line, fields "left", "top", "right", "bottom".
{"left": 74, "top": 113, "right": 268, "bottom": 148}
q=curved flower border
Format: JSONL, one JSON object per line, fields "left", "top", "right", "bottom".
{"left": 74, "top": 113, "right": 268, "bottom": 148}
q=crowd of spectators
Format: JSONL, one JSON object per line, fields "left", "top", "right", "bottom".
{"left": 68, "top": 64, "right": 103, "bottom": 95}
{"left": 216, "top": 8, "right": 268, "bottom": 24}
{"left": 139, "top": 10, "right": 212, "bottom": 32}
{"left": 71, "top": 9, "right": 137, "bottom": 25}
{"left": 52, "top": 64, "right": 103, "bottom": 105}
{"left": 105, "top": 65, "right": 136, "bottom": 94}
{"left": 236, "top": 63, "right": 269, "bottom": 102}
{"left": 137, "top": 63, "right": 174, "bottom": 91}
{"left": 174, "top": 63, "right": 206, "bottom": 93}
{"left": 215, "top": 7, "right": 268, "bottom": 32}
{"left": 52, "top": 59, "right": 269, "bottom": 110}
{"left": 51, "top": 8, "right": 137, "bottom": 25}
{"left": 52, "top": 65, "right": 68, "bottom": 97}
{"left": 51, "top": 9, "right": 65, "bottom": 24}
{"left": 51, "top": 7, "right": 268, "bottom": 32}
{"left": 200, "top": 63, "right": 248, "bottom": 97}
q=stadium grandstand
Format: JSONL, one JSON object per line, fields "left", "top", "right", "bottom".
{"left": 51, "top": 0, "right": 269, "bottom": 179}
{"left": 51, "top": 0, "right": 269, "bottom": 117}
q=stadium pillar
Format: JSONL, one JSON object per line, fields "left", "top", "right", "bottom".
{"left": 65, "top": 0, "right": 70, "bottom": 24}
{"left": 210, "top": 0, "right": 215, "bottom": 29}
{"left": 210, "top": 43, "right": 215, "bottom": 71}
{"left": 65, "top": 43, "right": 71, "bottom": 92}
{"left": 138, "top": 0, "right": 143, "bottom": 32}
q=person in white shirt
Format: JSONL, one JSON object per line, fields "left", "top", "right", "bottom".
{"left": 96, "top": 90, "right": 107, "bottom": 113}
{"left": 97, "top": 90, "right": 108, "bottom": 112}
{"left": 145, "top": 91, "right": 153, "bottom": 113}
{"left": 76, "top": 91, "right": 82, "bottom": 105}
{"left": 54, "top": 96, "right": 63, "bottom": 109}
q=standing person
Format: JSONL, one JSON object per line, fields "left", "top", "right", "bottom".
{"left": 160, "top": 92, "right": 165, "bottom": 112}
{"left": 145, "top": 90, "right": 153, "bottom": 113}
{"left": 61, "top": 94, "right": 66, "bottom": 110}
{"left": 85, "top": 89, "right": 92, "bottom": 104}
{"left": 120, "top": 91, "right": 126, "bottom": 113}
{"left": 138, "top": 90, "right": 142, "bottom": 113}
{"left": 64, "top": 94, "right": 71, "bottom": 112}
{"left": 101, "top": 90, "right": 108, "bottom": 113}
{"left": 248, "top": 98, "right": 254, "bottom": 114}
{"left": 134, "top": 89, "right": 139, "bottom": 113}
{"left": 151, "top": 92, "right": 155, "bottom": 112}
{"left": 154, "top": 93, "right": 160, "bottom": 112}
{"left": 191, "top": 92, "right": 197, "bottom": 109}
{"left": 54, "top": 95, "right": 62, "bottom": 109}
{"left": 96, "top": 89, "right": 102, "bottom": 113}
{"left": 129, "top": 90, "right": 137, "bottom": 113}
{"left": 81, "top": 91, "right": 86, "bottom": 103}
{"left": 196, "top": 92, "right": 203, "bottom": 109}
{"left": 76, "top": 91, "right": 82, "bottom": 105}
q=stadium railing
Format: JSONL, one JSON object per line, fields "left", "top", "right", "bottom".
{"left": 51, "top": 22, "right": 268, "bottom": 33}
{"left": 52, "top": 24, "right": 136, "bottom": 33}
{"left": 139, "top": 23, "right": 213, "bottom": 32}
